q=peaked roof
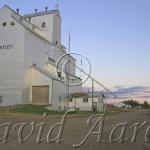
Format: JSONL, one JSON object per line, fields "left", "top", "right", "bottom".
{"left": 0, "top": 5, "right": 19, "bottom": 16}
{"left": 0, "top": 5, "right": 60, "bottom": 18}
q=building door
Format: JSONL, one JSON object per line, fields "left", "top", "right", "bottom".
{"left": 32, "top": 86, "right": 49, "bottom": 104}
{"left": 93, "top": 102, "right": 97, "bottom": 112}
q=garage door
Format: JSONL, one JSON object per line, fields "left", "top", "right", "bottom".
{"left": 32, "top": 86, "right": 49, "bottom": 104}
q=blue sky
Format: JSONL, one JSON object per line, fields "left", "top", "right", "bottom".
{"left": 0, "top": 0, "right": 150, "bottom": 90}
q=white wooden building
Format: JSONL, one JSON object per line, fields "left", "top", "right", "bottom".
{"left": 68, "top": 93, "right": 104, "bottom": 112}
{"left": 0, "top": 5, "right": 81, "bottom": 110}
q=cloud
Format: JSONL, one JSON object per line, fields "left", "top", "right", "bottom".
{"left": 82, "top": 85, "right": 150, "bottom": 103}
{"left": 112, "top": 86, "right": 150, "bottom": 99}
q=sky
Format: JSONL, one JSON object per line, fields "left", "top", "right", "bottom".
{"left": 0, "top": 0, "right": 150, "bottom": 100}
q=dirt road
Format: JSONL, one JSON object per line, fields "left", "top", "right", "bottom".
{"left": 0, "top": 109, "right": 149, "bottom": 150}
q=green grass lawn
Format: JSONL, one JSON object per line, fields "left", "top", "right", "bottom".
{"left": 0, "top": 105, "right": 130, "bottom": 116}
{"left": 0, "top": 105, "right": 64, "bottom": 115}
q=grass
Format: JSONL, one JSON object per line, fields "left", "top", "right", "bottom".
{"left": 0, "top": 105, "right": 63, "bottom": 115}
{"left": 0, "top": 105, "right": 131, "bottom": 116}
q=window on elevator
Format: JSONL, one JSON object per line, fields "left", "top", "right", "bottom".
{"left": 42, "top": 22, "right": 46, "bottom": 28}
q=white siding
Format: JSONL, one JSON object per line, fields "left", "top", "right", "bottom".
{"left": 22, "top": 28, "right": 54, "bottom": 103}
{"left": 26, "top": 12, "right": 61, "bottom": 45}
{"left": 0, "top": 6, "right": 82, "bottom": 109}
{"left": 68, "top": 97, "right": 104, "bottom": 112}
{"left": 0, "top": 7, "right": 25, "bottom": 106}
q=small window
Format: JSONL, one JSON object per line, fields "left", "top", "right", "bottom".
{"left": 10, "top": 22, "right": 15, "bottom": 26}
{"left": 3, "top": 22, "right": 7, "bottom": 26}
{"left": 0, "top": 96, "right": 2, "bottom": 103}
{"left": 58, "top": 72, "right": 61, "bottom": 78}
{"left": 83, "top": 98, "right": 88, "bottom": 103}
{"left": 69, "top": 99, "right": 73, "bottom": 102}
{"left": 48, "top": 57, "right": 55, "bottom": 63}
{"left": 42, "top": 22, "right": 46, "bottom": 28}
{"left": 32, "top": 63, "right": 37, "bottom": 66}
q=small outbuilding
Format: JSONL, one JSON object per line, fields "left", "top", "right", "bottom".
{"left": 67, "top": 92, "right": 105, "bottom": 112}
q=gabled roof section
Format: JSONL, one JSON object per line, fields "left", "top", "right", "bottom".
{"left": 0, "top": 5, "right": 11, "bottom": 11}
{"left": 0, "top": 5, "right": 18, "bottom": 16}
{"left": 0, "top": 5, "right": 51, "bottom": 44}
{"left": 0, "top": 5, "right": 13, "bottom": 16}
{"left": 23, "top": 9, "right": 60, "bottom": 18}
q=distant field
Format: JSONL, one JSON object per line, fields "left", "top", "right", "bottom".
{"left": 0, "top": 105, "right": 131, "bottom": 116}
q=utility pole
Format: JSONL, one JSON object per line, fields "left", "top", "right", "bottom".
{"left": 66, "top": 33, "right": 71, "bottom": 110}
{"left": 92, "top": 79, "right": 94, "bottom": 112}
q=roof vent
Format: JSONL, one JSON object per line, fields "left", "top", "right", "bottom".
{"left": 16, "top": 8, "right": 19, "bottom": 14}
{"left": 45, "top": 6, "right": 48, "bottom": 11}
{"left": 35, "top": 9, "right": 38, "bottom": 13}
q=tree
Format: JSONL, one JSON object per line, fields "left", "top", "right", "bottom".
{"left": 123, "top": 100, "right": 140, "bottom": 107}
{"left": 142, "top": 101, "right": 149, "bottom": 109}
